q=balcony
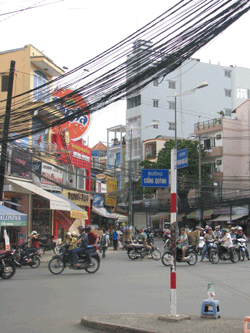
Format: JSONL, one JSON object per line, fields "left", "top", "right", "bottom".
{"left": 205, "top": 146, "right": 223, "bottom": 158}
{"left": 194, "top": 119, "right": 222, "bottom": 135}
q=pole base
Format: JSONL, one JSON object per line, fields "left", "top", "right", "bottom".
{"left": 158, "top": 315, "right": 191, "bottom": 322}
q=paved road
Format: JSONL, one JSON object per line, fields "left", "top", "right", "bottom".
{"left": 1, "top": 239, "right": 250, "bottom": 332}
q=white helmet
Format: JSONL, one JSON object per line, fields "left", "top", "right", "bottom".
{"left": 71, "top": 231, "right": 77, "bottom": 236}
{"left": 31, "top": 231, "right": 37, "bottom": 236}
{"left": 66, "top": 232, "right": 71, "bottom": 236}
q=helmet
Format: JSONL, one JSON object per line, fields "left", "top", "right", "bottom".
{"left": 85, "top": 226, "right": 91, "bottom": 232}
{"left": 238, "top": 227, "right": 242, "bottom": 231}
{"left": 222, "top": 228, "right": 227, "bottom": 232}
{"left": 208, "top": 227, "right": 212, "bottom": 231}
{"left": 215, "top": 225, "right": 220, "bottom": 229}
{"left": 77, "top": 225, "right": 85, "bottom": 232}
{"left": 71, "top": 231, "right": 77, "bottom": 236}
{"left": 66, "top": 232, "right": 71, "bottom": 236}
{"left": 31, "top": 231, "right": 37, "bottom": 236}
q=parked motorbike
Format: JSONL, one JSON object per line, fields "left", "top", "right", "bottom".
{"left": 127, "top": 243, "right": 161, "bottom": 260}
{"left": 161, "top": 245, "right": 198, "bottom": 266}
{"left": 210, "top": 242, "right": 239, "bottom": 264}
{"left": 0, "top": 249, "right": 16, "bottom": 279}
{"left": 48, "top": 244, "right": 100, "bottom": 275}
{"left": 39, "top": 235, "right": 59, "bottom": 254}
{"left": 12, "top": 242, "right": 41, "bottom": 268}
{"left": 235, "top": 238, "right": 247, "bottom": 261}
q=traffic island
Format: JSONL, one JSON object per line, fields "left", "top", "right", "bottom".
{"left": 80, "top": 313, "right": 243, "bottom": 333}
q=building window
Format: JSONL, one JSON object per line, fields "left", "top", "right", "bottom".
{"left": 127, "top": 95, "right": 141, "bottom": 109}
{"left": 33, "top": 70, "right": 50, "bottom": 103}
{"left": 168, "top": 122, "right": 175, "bottom": 130}
{"left": 225, "top": 109, "right": 231, "bottom": 117}
{"left": 168, "top": 80, "right": 176, "bottom": 89}
{"left": 224, "top": 70, "right": 231, "bottom": 78}
{"left": 77, "top": 168, "right": 85, "bottom": 190}
{"left": 1, "top": 75, "right": 9, "bottom": 92}
{"left": 168, "top": 101, "right": 175, "bottom": 109}
{"left": 237, "top": 88, "right": 247, "bottom": 99}
{"left": 225, "top": 89, "right": 232, "bottom": 97}
{"left": 153, "top": 99, "right": 159, "bottom": 108}
{"left": 153, "top": 79, "right": 158, "bottom": 87}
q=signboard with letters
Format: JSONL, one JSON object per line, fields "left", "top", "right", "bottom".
{"left": 141, "top": 169, "right": 169, "bottom": 187}
{"left": 177, "top": 148, "right": 188, "bottom": 169}
{"left": 62, "top": 189, "right": 90, "bottom": 207}
{"left": 105, "top": 176, "right": 117, "bottom": 207}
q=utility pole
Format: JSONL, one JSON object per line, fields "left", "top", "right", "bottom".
{"left": 198, "top": 117, "right": 203, "bottom": 226}
{"left": 0, "top": 61, "right": 16, "bottom": 201}
{"left": 128, "top": 129, "right": 132, "bottom": 226}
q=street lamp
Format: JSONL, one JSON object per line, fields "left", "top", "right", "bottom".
{"left": 128, "top": 120, "right": 160, "bottom": 226}
{"left": 170, "top": 81, "right": 208, "bottom": 318}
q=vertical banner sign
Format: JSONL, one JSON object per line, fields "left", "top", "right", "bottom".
{"left": 4, "top": 228, "right": 10, "bottom": 250}
{"left": 105, "top": 176, "right": 117, "bottom": 207}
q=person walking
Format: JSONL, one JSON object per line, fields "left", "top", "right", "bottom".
{"left": 100, "top": 229, "right": 110, "bottom": 258}
{"left": 113, "top": 229, "right": 119, "bottom": 251}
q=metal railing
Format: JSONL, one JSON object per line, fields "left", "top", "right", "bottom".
{"left": 194, "top": 118, "right": 222, "bottom": 130}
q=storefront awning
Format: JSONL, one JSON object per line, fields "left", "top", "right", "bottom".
{"left": 7, "top": 178, "right": 71, "bottom": 211}
{"left": 151, "top": 212, "right": 170, "bottom": 221}
{"left": 92, "top": 206, "right": 119, "bottom": 219}
{"left": 0, "top": 205, "right": 27, "bottom": 227}
{"left": 52, "top": 193, "right": 88, "bottom": 219}
{"left": 210, "top": 214, "right": 247, "bottom": 222}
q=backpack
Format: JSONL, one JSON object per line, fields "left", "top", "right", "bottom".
{"left": 100, "top": 234, "right": 106, "bottom": 246}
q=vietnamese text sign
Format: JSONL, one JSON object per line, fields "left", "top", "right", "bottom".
{"left": 177, "top": 148, "right": 188, "bottom": 169}
{"left": 141, "top": 169, "right": 169, "bottom": 187}
{"left": 105, "top": 176, "right": 117, "bottom": 206}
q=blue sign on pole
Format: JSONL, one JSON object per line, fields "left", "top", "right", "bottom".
{"left": 141, "top": 169, "right": 169, "bottom": 187}
{"left": 177, "top": 148, "right": 188, "bottom": 169}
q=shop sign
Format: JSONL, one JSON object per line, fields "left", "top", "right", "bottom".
{"left": 96, "top": 180, "right": 107, "bottom": 193}
{"left": 41, "top": 163, "right": 63, "bottom": 191}
{"left": 93, "top": 195, "right": 104, "bottom": 207}
{"left": 52, "top": 88, "right": 91, "bottom": 141}
{"left": 105, "top": 176, "right": 117, "bottom": 207}
{"left": 71, "top": 210, "right": 88, "bottom": 219}
{"left": 10, "top": 147, "right": 32, "bottom": 179}
{"left": 62, "top": 189, "right": 90, "bottom": 207}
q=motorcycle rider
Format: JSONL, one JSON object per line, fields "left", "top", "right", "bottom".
{"left": 200, "top": 227, "right": 216, "bottom": 262}
{"left": 71, "top": 226, "right": 93, "bottom": 268}
{"left": 137, "top": 228, "right": 147, "bottom": 245}
{"left": 177, "top": 228, "right": 189, "bottom": 261}
{"left": 220, "top": 228, "right": 234, "bottom": 260}
{"left": 214, "top": 225, "right": 222, "bottom": 239}
{"left": 24, "top": 231, "right": 40, "bottom": 264}
{"left": 236, "top": 227, "right": 250, "bottom": 260}
{"left": 230, "top": 227, "right": 237, "bottom": 243}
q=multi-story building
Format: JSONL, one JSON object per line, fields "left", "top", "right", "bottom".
{"left": 0, "top": 45, "right": 91, "bottom": 244}
{"left": 126, "top": 40, "right": 250, "bottom": 171}
{"left": 143, "top": 135, "right": 174, "bottom": 163}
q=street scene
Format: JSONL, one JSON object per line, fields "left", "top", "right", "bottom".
{"left": 1, "top": 1, "right": 250, "bottom": 332}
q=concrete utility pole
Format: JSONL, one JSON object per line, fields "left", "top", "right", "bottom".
{"left": 0, "top": 60, "right": 16, "bottom": 202}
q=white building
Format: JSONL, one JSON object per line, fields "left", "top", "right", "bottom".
{"left": 126, "top": 40, "right": 250, "bottom": 170}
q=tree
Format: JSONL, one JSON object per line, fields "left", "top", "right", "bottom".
{"left": 140, "top": 139, "right": 210, "bottom": 212}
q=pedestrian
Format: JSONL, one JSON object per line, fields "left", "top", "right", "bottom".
{"left": 113, "top": 229, "right": 119, "bottom": 250}
{"left": 100, "top": 229, "right": 110, "bottom": 258}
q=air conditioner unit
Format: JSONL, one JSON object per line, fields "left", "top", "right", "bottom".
{"left": 216, "top": 160, "right": 222, "bottom": 165}
{"left": 216, "top": 134, "right": 221, "bottom": 140}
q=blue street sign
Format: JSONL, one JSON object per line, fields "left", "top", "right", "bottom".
{"left": 177, "top": 148, "right": 188, "bottom": 169}
{"left": 141, "top": 169, "right": 169, "bottom": 187}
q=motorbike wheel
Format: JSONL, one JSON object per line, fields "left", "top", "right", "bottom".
{"left": 231, "top": 249, "right": 239, "bottom": 263}
{"left": 210, "top": 251, "right": 219, "bottom": 264}
{"left": 151, "top": 249, "right": 161, "bottom": 261}
{"left": 48, "top": 258, "right": 65, "bottom": 275}
{"left": 151, "top": 238, "right": 154, "bottom": 245}
{"left": 53, "top": 245, "right": 62, "bottom": 255}
{"left": 128, "top": 249, "right": 138, "bottom": 260}
{"left": 0, "top": 260, "right": 16, "bottom": 279}
{"left": 187, "top": 251, "right": 197, "bottom": 265}
{"left": 239, "top": 249, "right": 245, "bottom": 261}
{"left": 161, "top": 251, "right": 171, "bottom": 266}
{"left": 85, "top": 257, "right": 100, "bottom": 274}
{"left": 157, "top": 233, "right": 162, "bottom": 239}
{"left": 30, "top": 256, "right": 40, "bottom": 268}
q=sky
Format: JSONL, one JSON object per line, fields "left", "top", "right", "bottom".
{"left": 2, "top": 0, "right": 250, "bottom": 147}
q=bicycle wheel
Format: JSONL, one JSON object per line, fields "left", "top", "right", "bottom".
{"left": 48, "top": 258, "right": 65, "bottom": 274}
{"left": 151, "top": 249, "right": 161, "bottom": 261}
{"left": 161, "top": 251, "right": 171, "bottom": 266}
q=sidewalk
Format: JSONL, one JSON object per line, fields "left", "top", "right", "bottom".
{"left": 81, "top": 313, "right": 244, "bottom": 333}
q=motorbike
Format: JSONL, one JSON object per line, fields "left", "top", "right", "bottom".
{"left": 209, "top": 241, "right": 239, "bottom": 264}
{"left": 39, "top": 234, "right": 59, "bottom": 254}
{"left": 0, "top": 249, "right": 16, "bottom": 279}
{"left": 127, "top": 242, "right": 161, "bottom": 260}
{"left": 161, "top": 245, "right": 198, "bottom": 266}
{"left": 48, "top": 244, "right": 100, "bottom": 275}
{"left": 198, "top": 236, "right": 205, "bottom": 255}
{"left": 235, "top": 238, "right": 247, "bottom": 261}
{"left": 12, "top": 242, "right": 41, "bottom": 268}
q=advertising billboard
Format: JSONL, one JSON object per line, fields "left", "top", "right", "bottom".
{"left": 10, "top": 147, "right": 32, "bottom": 179}
{"left": 52, "top": 88, "right": 91, "bottom": 141}
{"left": 105, "top": 176, "right": 117, "bottom": 207}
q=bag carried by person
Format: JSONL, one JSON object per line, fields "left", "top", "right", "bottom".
{"left": 100, "top": 234, "right": 106, "bottom": 246}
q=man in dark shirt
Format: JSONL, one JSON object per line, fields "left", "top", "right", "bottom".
{"left": 71, "top": 226, "right": 92, "bottom": 267}
{"left": 236, "top": 227, "right": 250, "bottom": 260}
{"left": 86, "top": 226, "right": 98, "bottom": 245}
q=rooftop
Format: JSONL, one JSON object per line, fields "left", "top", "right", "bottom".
{"left": 92, "top": 142, "right": 107, "bottom": 151}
